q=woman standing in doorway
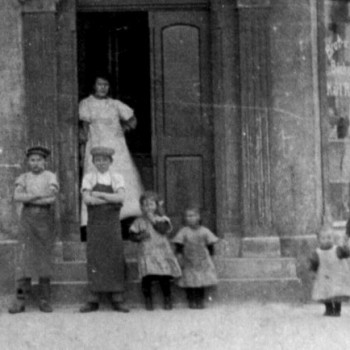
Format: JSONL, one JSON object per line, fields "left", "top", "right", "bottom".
{"left": 79, "top": 74, "right": 143, "bottom": 233}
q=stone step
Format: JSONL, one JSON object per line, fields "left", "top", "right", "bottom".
{"left": 52, "top": 257, "right": 297, "bottom": 282}
{"left": 30, "top": 277, "right": 302, "bottom": 306}
{"left": 52, "top": 262, "right": 87, "bottom": 282}
{"left": 241, "top": 237, "right": 281, "bottom": 258}
{"left": 215, "top": 237, "right": 240, "bottom": 258}
{"left": 216, "top": 278, "right": 302, "bottom": 302}
{"left": 52, "top": 241, "right": 63, "bottom": 262}
{"left": 52, "top": 259, "right": 139, "bottom": 282}
{"left": 215, "top": 257, "right": 297, "bottom": 280}
{"left": 61, "top": 241, "right": 138, "bottom": 262}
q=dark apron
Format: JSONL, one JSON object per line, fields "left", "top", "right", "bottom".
{"left": 20, "top": 204, "right": 55, "bottom": 279}
{"left": 87, "top": 183, "right": 125, "bottom": 293}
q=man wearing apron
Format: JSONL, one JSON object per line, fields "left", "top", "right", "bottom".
{"left": 80, "top": 146, "right": 129, "bottom": 313}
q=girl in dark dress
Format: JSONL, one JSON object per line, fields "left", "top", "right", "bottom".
{"left": 79, "top": 146, "right": 129, "bottom": 313}
{"left": 129, "top": 191, "right": 181, "bottom": 310}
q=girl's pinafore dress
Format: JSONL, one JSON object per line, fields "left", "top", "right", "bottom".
{"left": 312, "top": 246, "right": 350, "bottom": 302}
{"left": 173, "top": 226, "right": 218, "bottom": 288}
{"left": 130, "top": 216, "right": 182, "bottom": 279}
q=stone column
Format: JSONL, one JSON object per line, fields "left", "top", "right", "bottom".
{"left": 20, "top": 0, "right": 62, "bottom": 235}
{"left": 20, "top": 0, "right": 60, "bottom": 166}
{"left": 20, "top": 0, "right": 80, "bottom": 240}
{"left": 238, "top": 0, "right": 280, "bottom": 256}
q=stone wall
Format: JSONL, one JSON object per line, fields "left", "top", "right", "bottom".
{"left": 0, "top": 0, "right": 323, "bottom": 299}
{"left": 0, "top": 0, "right": 25, "bottom": 240}
{"left": 268, "top": 0, "right": 321, "bottom": 300}
{"left": 269, "top": 0, "right": 323, "bottom": 238}
{"left": 0, "top": 0, "right": 323, "bottom": 241}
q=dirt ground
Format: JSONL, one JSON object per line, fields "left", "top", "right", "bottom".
{"left": 0, "top": 301, "right": 349, "bottom": 350}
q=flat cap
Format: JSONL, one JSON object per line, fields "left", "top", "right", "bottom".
{"left": 26, "top": 146, "right": 51, "bottom": 158}
{"left": 90, "top": 146, "right": 115, "bottom": 157}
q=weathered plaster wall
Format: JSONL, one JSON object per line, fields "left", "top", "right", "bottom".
{"left": 269, "top": 0, "right": 322, "bottom": 238}
{"left": 0, "top": 0, "right": 25, "bottom": 239}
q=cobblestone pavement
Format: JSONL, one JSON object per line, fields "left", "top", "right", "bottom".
{"left": 0, "top": 300, "right": 349, "bottom": 350}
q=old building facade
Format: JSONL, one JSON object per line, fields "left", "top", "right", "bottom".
{"left": 0, "top": 0, "right": 340, "bottom": 301}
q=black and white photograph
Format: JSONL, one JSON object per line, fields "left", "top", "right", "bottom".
{"left": 0, "top": 0, "right": 350, "bottom": 349}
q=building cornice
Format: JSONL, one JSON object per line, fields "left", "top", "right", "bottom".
{"left": 18, "top": 0, "right": 61, "bottom": 13}
{"left": 237, "top": 0, "right": 270, "bottom": 8}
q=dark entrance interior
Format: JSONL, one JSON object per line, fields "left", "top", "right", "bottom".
{"left": 77, "top": 11, "right": 153, "bottom": 186}
{"left": 77, "top": 12, "right": 152, "bottom": 240}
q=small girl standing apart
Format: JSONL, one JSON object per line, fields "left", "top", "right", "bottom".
{"left": 129, "top": 191, "right": 181, "bottom": 310}
{"left": 309, "top": 227, "right": 350, "bottom": 316}
{"left": 173, "top": 207, "right": 219, "bottom": 309}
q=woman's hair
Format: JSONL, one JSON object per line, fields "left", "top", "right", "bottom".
{"left": 139, "top": 191, "right": 165, "bottom": 215}
{"left": 93, "top": 72, "right": 111, "bottom": 85}
{"left": 92, "top": 154, "right": 113, "bottom": 163}
{"left": 90, "top": 72, "right": 112, "bottom": 95}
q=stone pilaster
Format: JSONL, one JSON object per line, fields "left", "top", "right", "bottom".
{"left": 210, "top": 0, "right": 241, "bottom": 244}
{"left": 19, "top": 0, "right": 61, "bottom": 12}
{"left": 19, "top": 0, "right": 61, "bottom": 234}
{"left": 239, "top": 0, "right": 272, "bottom": 235}
{"left": 19, "top": 0, "right": 80, "bottom": 239}
{"left": 237, "top": 0, "right": 280, "bottom": 255}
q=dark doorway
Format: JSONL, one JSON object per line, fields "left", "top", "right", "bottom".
{"left": 77, "top": 12, "right": 152, "bottom": 240}
{"left": 77, "top": 11, "right": 152, "bottom": 179}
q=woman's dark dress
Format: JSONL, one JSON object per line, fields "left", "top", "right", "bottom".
{"left": 87, "top": 183, "right": 125, "bottom": 293}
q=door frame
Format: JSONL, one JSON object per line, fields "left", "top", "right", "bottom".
{"left": 77, "top": 0, "right": 209, "bottom": 11}
{"left": 75, "top": 0, "right": 241, "bottom": 237}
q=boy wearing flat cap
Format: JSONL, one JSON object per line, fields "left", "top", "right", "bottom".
{"left": 79, "top": 146, "right": 129, "bottom": 313}
{"left": 9, "top": 146, "right": 59, "bottom": 314}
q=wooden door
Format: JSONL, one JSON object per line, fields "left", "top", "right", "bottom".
{"left": 149, "top": 11, "right": 215, "bottom": 230}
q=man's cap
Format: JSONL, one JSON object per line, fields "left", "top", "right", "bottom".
{"left": 26, "top": 146, "right": 51, "bottom": 158}
{"left": 90, "top": 147, "right": 115, "bottom": 157}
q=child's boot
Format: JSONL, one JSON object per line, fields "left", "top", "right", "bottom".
{"left": 195, "top": 288, "right": 205, "bottom": 309}
{"left": 111, "top": 293, "right": 130, "bottom": 313}
{"left": 160, "top": 277, "right": 172, "bottom": 310}
{"left": 324, "top": 302, "right": 334, "bottom": 316}
{"left": 8, "top": 278, "right": 31, "bottom": 314}
{"left": 144, "top": 294, "right": 154, "bottom": 311}
{"left": 80, "top": 302, "right": 99, "bottom": 312}
{"left": 80, "top": 291, "right": 99, "bottom": 312}
{"left": 142, "top": 277, "right": 154, "bottom": 311}
{"left": 163, "top": 295, "right": 173, "bottom": 310}
{"left": 38, "top": 277, "right": 53, "bottom": 313}
{"left": 142, "top": 289, "right": 154, "bottom": 310}
{"left": 186, "top": 289, "right": 196, "bottom": 309}
{"left": 333, "top": 302, "right": 341, "bottom": 316}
